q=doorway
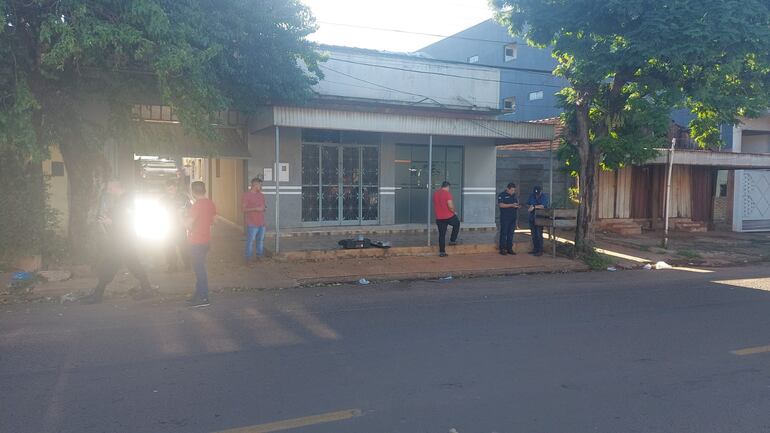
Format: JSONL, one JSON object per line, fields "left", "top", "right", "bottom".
{"left": 301, "top": 143, "right": 379, "bottom": 225}
{"left": 394, "top": 144, "right": 463, "bottom": 224}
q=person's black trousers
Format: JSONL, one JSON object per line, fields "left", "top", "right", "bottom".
{"left": 93, "top": 244, "right": 152, "bottom": 299}
{"left": 436, "top": 215, "right": 460, "bottom": 253}
{"left": 499, "top": 217, "right": 517, "bottom": 252}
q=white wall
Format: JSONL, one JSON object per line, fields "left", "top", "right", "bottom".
{"left": 316, "top": 49, "right": 501, "bottom": 111}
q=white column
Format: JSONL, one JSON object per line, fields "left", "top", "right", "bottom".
{"left": 427, "top": 135, "right": 433, "bottom": 247}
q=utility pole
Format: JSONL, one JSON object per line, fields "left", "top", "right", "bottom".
{"left": 662, "top": 138, "right": 676, "bottom": 249}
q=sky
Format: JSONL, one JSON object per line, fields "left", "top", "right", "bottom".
{"left": 301, "top": 0, "right": 495, "bottom": 53}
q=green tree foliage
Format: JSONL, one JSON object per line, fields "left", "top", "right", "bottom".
{"left": 0, "top": 151, "right": 60, "bottom": 263}
{"left": 0, "top": 0, "right": 322, "bottom": 259}
{"left": 491, "top": 0, "right": 770, "bottom": 250}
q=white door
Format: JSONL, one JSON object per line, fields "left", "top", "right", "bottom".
{"left": 741, "top": 170, "right": 770, "bottom": 231}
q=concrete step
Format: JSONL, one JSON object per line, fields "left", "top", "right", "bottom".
{"left": 277, "top": 243, "right": 506, "bottom": 262}
{"left": 673, "top": 221, "right": 708, "bottom": 232}
{"left": 273, "top": 224, "right": 498, "bottom": 238}
{"left": 600, "top": 220, "right": 643, "bottom": 236}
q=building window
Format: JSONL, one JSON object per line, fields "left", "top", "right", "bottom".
{"left": 50, "top": 161, "right": 65, "bottom": 177}
{"left": 504, "top": 44, "right": 517, "bottom": 62}
{"left": 215, "top": 159, "right": 221, "bottom": 178}
{"left": 529, "top": 90, "right": 544, "bottom": 101}
{"left": 467, "top": 55, "right": 479, "bottom": 64}
{"left": 503, "top": 96, "right": 516, "bottom": 112}
{"left": 131, "top": 104, "right": 241, "bottom": 126}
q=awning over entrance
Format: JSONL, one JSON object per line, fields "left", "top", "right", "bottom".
{"left": 647, "top": 149, "right": 770, "bottom": 169}
{"left": 252, "top": 105, "right": 555, "bottom": 141}
{"left": 128, "top": 121, "right": 250, "bottom": 158}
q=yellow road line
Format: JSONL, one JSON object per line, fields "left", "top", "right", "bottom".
{"left": 731, "top": 345, "right": 770, "bottom": 356}
{"left": 215, "top": 409, "right": 362, "bottom": 433}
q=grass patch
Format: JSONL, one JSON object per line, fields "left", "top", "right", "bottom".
{"left": 676, "top": 249, "right": 702, "bottom": 260}
{"left": 636, "top": 244, "right": 651, "bottom": 252}
{"left": 580, "top": 249, "right": 616, "bottom": 270}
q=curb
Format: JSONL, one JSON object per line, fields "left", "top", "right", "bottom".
{"left": 276, "top": 243, "right": 521, "bottom": 261}
{"left": 294, "top": 263, "right": 590, "bottom": 286}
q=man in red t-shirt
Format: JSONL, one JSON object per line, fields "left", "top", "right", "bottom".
{"left": 186, "top": 181, "right": 216, "bottom": 307}
{"left": 432, "top": 181, "right": 460, "bottom": 257}
{"left": 242, "top": 177, "right": 266, "bottom": 263}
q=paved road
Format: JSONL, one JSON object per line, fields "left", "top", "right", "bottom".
{"left": 2, "top": 265, "right": 770, "bottom": 433}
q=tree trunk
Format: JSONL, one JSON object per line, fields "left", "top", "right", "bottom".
{"left": 59, "top": 137, "right": 110, "bottom": 262}
{"left": 572, "top": 93, "right": 600, "bottom": 253}
{"left": 575, "top": 146, "right": 601, "bottom": 251}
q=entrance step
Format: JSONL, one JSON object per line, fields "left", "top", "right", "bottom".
{"left": 277, "top": 243, "right": 503, "bottom": 261}
{"left": 272, "top": 224, "right": 497, "bottom": 238}
{"left": 673, "top": 220, "right": 708, "bottom": 232}
{"left": 599, "top": 220, "right": 643, "bottom": 236}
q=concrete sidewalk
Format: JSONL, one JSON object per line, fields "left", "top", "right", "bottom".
{"left": 21, "top": 252, "right": 585, "bottom": 302}
{"left": 2, "top": 221, "right": 585, "bottom": 303}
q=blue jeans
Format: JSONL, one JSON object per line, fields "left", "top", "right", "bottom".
{"left": 189, "top": 243, "right": 209, "bottom": 300}
{"left": 245, "top": 225, "right": 265, "bottom": 258}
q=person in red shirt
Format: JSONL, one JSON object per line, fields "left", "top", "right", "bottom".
{"left": 185, "top": 181, "right": 216, "bottom": 307}
{"left": 242, "top": 177, "right": 266, "bottom": 263}
{"left": 432, "top": 181, "right": 460, "bottom": 257}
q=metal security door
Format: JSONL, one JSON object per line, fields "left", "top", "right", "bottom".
{"left": 302, "top": 143, "right": 379, "bottom": 225}
{"left": 741, "top": 170, "right": 770, "bottom": 231}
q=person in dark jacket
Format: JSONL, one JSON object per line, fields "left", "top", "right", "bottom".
{"left": 497, "top": 182, "right": 520, "bottom": 255}
{"left": 165, "top": 179, "right": 192, "bottom": 272}
{"left": 526, "top": 185, "right": 549, "bottom": 256}
{"left": 81, "top": 179, "right": 154, "bottom": 304}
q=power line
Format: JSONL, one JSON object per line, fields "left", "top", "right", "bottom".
{"left": 324, "top": 50, "right": 559, "bottom": 76}
{"left": 327, "top": 56, "right": 565, "bottom": 87}
{"left": 319, "top": 78, "right": 500, "bottom": 107}
{"left": 324, "top": 73, "right": 565, "bottom": 110}
{"left": 318, "top": 64, "right": 538, "bottom": 140}
{"left": 320, "top": 64, "right": 566, "bottom": 110}
{"left": 317, "top": 21, "right": 515, "bottom": 45}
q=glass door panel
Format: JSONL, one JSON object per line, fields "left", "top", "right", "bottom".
{"left": 342, "top": 147, "right": 359, "bottom": 221}
{"left": 361, "top": 147, "right": 379, "bottom": 221}
{"left": 321, "top": 145, "right": 339, "bottom": 222}
{"left": 301, "top": 140, "right": 379, "bottom": 225}
{"left": 301, "top": 144, "right": 320, "bottom": 222}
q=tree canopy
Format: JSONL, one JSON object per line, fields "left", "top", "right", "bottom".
{"left": 0, "top": 0, "right": 323, "bottom": 259}
{"left": 491, "top": 0, "right": 770, "bottom": 249}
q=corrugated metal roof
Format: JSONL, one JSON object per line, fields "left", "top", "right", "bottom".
{"left": 266, "top": 106, "right": 554, "bottom": 141}
{"left": 647, "top": 149, "right": 770, "bottom": 169}
{"left": 128, "top": 122, "right": 249, "bottom": 158}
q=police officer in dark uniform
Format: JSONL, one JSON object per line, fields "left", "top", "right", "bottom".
{"left": 497, "top": 182, "right": 520, "bottom": 255}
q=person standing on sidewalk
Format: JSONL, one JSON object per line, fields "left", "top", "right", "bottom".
{"left": 433, "top": 181, "right": 460, "bottom": 257}
{"left": 81, "top": 179, "right": 154, "bottom": 304}
{"left": 498, "top": 182, "right": 520, "bottom": 255}
{"left": 242, "top": 177, "right": 266, "bottom": 264}
{"left": 527, "top": 185, "right": 549, "bottom": 256}
{"left": 186, "top": 181, "right": 216, "bottom": 307}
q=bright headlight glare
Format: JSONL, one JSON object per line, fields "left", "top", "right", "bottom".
{"left": 133, "top": 197, "right": 169, "bottom": 241}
